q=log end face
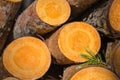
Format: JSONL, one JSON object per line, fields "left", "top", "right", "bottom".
{"left": 3, "top": 36, "right": 51, "bottom": 79}
{"left": 58, "top": 22, "right": 101, "bottom": 63}
{"left": 109, "top": 0, "right": 120, "bottom": 32}
{"left": 36, "top": 0, "right": 71, "bottom": 26}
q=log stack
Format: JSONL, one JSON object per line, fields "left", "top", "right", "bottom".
{"left": 0, "top": 0, "right": 120, "bottom": 80}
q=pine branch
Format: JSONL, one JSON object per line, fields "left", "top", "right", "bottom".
{"left": 80, "top": 49, "right": 106, "bottom": 66}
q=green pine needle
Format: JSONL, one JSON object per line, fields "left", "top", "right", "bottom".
{"left": 80, "top": 49, "right": 106, "bottom": 66}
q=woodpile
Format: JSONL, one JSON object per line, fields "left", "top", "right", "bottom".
{"left": 0, "top": 0, "right": 120, "bottom": 80}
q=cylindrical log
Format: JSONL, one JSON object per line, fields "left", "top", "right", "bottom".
{"left": 79, "top": 0, "right": 120, "bottom": 38}
{"left": 63, "top": 65, "right": 119, "bottom": 80}
{"left": 2, "top": 36, "right": 51, "bottom": 80}
{"left": 108, "top": 0, "right": 120, "bottom": 36}
{"left": 106, "top": 40, "right": 120, "bottom": 78}
{"left": 0, "top": 0, "right": 21, "bottom": 56}
{"left": 67, "top": 0, "right": 98, "bottom": 20}
{"left": 46, "top": 22, "right": 101, "bottom": 64}
{"left": 13, "top": 0, "right": 71, "bottom": 39}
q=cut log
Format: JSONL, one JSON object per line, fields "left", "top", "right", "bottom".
{"left": 63, "top": 65, "right": 119, "bottom": 80}
{"left": 67, "top": 0, "right": 98, "bottom": 20}
{"left": 109, "top": 0, "right": 120, "bottom": 33}
{"left": 106, "top": 41, "right": 120, "bottom": 78}
{"left": 13, "top": 0, "right": 71, "bottom": 39}
{"left": 46, "top": 22, "right": 101, "bottom": 64}
{"left": 2, "top": 36, "right": 51, "bottom": 79}
{"left": 0, "top": 0, "right": 21, "bottom": 56}
{"left": 79, "top": 0, "right": 120, "bottom": 38}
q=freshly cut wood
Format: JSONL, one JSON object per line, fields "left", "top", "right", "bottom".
{"left": 67, "top": 0, "right": 98, "bottom": 20}
{"left": 80, "top": 0, "right": 120, "bottom": 38}
{"left": 36, "top": 0, "right": 70, "bottom": 26}
{"left": 0, "top": 0, "right": 21, "bottom": 55}
{"left": 13, "top": 0, "right": 71, "bottom": 39}
{"left": 3, "top": 36, "right": 51, "bottom": 79}
{"left": 63, "top": 65, "right": 119, "bottom": 80}
{"left": 106, "top": 41, "right": 120, "bottom": 78}
{"left": 3, "top": 77, "right": 19, "bottom": 80}
{"left": 46, "top": 22, "right": 101, "bottom": 64}
{"left": 109, "top": 0, "right": 120, "bottom": 32}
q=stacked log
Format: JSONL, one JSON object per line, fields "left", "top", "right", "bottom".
{"left": 46, "top": 22, "right": 101, "bottom": 64}
{"left": 0, "top": 0, "right": 120, "bottom": 79}
{"left": 2, "top": 37, "right": 51, "bottom": 79}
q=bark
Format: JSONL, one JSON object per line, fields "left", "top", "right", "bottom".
{"left": 13, "top": 0, "right": 56, "bottom": 39}
{"left": 67, "top": 0, "right": 98, "bottom": 20}
{"left": 106, "top": 40, "right": 120, "bottom": 78}
{"left": 78, "top": 0, "right": 120, "bottom": 38}
{"left": 0, "top": 0, "right": 21, "bottom": 55}
{"left": 18, "top": 0, "right": 35, "bottom": 15}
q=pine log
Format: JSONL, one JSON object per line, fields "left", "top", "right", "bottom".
{"left": 79, "top": 0, "right": 120, "bottom": 38}
{"left": 0, "top": 0, "right": 21, "bottom": 55}
{"left": 2, "top": 36, "right": 51, "bottom": 79}
{"left": 13, "top": 0, "right": 71, "bottom": 39}
{"left": 46, "top": 22, "right": 101, "bottom": 64}
{"left": 63, "top": 65, "right": 119, "bottom": 80}
{"left": 106, "top": 40, "right": 120, "bottom": 78}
